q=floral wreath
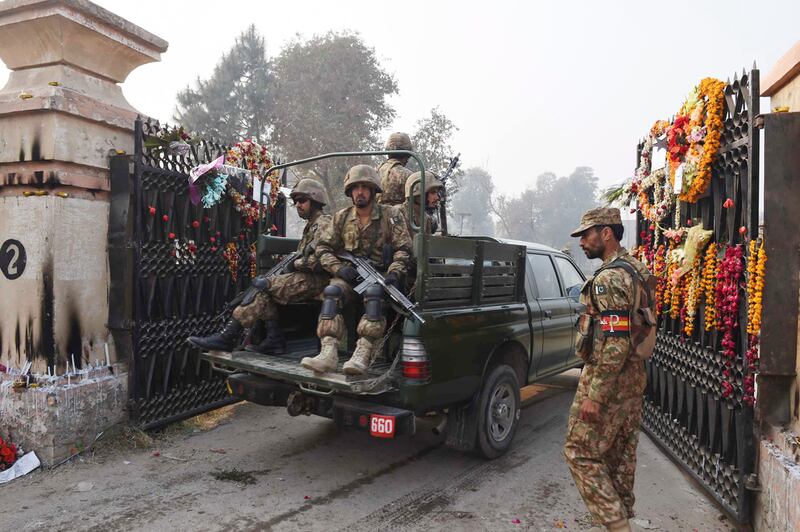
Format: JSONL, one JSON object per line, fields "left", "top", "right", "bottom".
{"left": 633, "top": 120, "right": 672, "bottom": 225}
{"left": 226, "top": 140, "right": 280, "bottom": 206}
{"left": 668, "top": 78, "right": 726, "bottom": 203}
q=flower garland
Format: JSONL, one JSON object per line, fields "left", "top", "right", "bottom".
{"left": 653, "top": 244, "right": 667, "bottom": 315}
{"left": 249, "top": 242, "right": 258, "bottom": 279}
{"left": 634, "top": 120, "right": 673, "bottom": 224}
{"left": 668, "top": 78, "right": 727, "bottom": 203}
{"left": 715, "top": 245, "right": 743, "bottom": 398}
{"left": 746, "top": 240, "right": 767, "bottom": 335}
{"left": 226, "top": 139, "right": 279, "bottom": 206}
{"left": 701, "top": 243, "right": 718, "bottom": 331}
{"left": 684, "top": 252, "right": 703, "bottom": 337}
{"left": 223, "top": 242, "right": 239, "bottom": 282}
{"left": 742, "top": 240, "right": 767, "bottom": 406}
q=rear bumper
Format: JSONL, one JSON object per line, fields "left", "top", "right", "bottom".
{"left": 226, "top": 372, "right": 415, "bottom": 436}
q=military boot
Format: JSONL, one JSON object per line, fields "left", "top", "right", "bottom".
{"left": 300, "top": 337, "right": 339, "bottom": 373}
{"left": 342, "top": 337, "right": 376, "bottom": 375}
{"left": 187, "top": 319, "right": 243, "bottom": 352}
{"left": 245, "top": 320, "right": 286, "bottom": 354}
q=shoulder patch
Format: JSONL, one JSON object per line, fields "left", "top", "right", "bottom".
{"left": 594, "top": 284, "right": 607, "bottom": 295}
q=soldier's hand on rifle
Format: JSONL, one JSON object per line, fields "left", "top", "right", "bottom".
{"left": 335, "top": 265, "right": 359, "bottom": 286}
{"left": 384, "top": 272, "right": 401, "bottom": 290}
{"left": 283, "top": 258, "right": 298, "bottom": 273}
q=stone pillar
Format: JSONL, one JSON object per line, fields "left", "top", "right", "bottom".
{"left": 0, "top": 0, "right": 167, "bottom": 465}
{"left": 0, "top": 0, "right": 167, "bottom": 371}
{"left": 754, "top": 40, "right": 800, "bottom": 532}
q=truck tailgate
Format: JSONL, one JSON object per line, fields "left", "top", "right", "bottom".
{"left": 201, "top": 340, "right": 398, "bottom": 395}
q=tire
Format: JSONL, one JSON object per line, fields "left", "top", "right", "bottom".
{"left": 476, "top": 364, "right": 521, "bottom": 459}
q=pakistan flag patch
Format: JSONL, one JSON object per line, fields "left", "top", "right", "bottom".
{"left": 594, "top": 284, "right": 607, "bottom": 295}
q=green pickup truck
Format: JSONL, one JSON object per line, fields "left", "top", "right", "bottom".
{"left": 202, "top": 151, "right": 586, "bottom": 459}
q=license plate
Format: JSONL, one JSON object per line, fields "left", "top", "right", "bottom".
{"left": 369, "top": 414, "right": 395, "bottom": 438}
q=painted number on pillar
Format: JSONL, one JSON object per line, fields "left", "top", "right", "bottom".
{"left": 0, "top": 239, "right": 26, "bottom": 280}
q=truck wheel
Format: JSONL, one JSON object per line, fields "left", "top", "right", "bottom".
{"left": 476, "top": 364, "right": 520, "bottom": 459}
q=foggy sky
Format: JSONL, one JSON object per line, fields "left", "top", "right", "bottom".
{"left": 0, "top": 0, "right": 797, "bottom": 195}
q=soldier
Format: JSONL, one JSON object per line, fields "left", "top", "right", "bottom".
{"left": 377, "top": 132, "right": 414, "bottom": 206}
{"left": 397, "top": 171, "right": 444, "bottom": 236}
{"left": 563, "top": 207, "right": 652, "bottom": 532}
{"left": 187, "top": 178, "right": 332, "bottom": 354}
{"left": 300, "top": 164, "right": 411, "bottom": 375}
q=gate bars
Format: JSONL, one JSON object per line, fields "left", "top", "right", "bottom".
{"left": 114, "top": 117, "right": 283, "bottom": 429}
{"left": 638, "top": 69, "right": 759, "bottom": 523}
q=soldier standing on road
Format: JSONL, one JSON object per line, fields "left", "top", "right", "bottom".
{"left": 563, "top": 207, "right": 652, "bottom": 532}
{"left": 377, "top": 132, "right": 414, "bottom": 206}
{"left": 188, "top": 179, "right": 332, "bottom": 354}
{"left": 300, "top": 164, "right": 411, "bottom": 375}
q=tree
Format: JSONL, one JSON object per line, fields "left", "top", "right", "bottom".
{"left": 492, "top": 167, "right": 599, "bottom": 249}
{"left": 450, "top": 166, "right": 495, "bottom": 236}
{"left": 410, "top": 107, "right": 459, "bottom": 174}
{"left": 269, "top": 31, "right": 398, "bottom": 209}
{"left": 174, "top": 25, "right": 274, "bottom": 144}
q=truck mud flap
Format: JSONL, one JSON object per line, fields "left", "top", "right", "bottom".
{"left": 333, "top": 397, "right": 415, "bottom": 437}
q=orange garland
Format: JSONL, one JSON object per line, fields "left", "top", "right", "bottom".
{"left": 684, "top": 253, "right": 703, "bottom": 337}
{"left": 679, "top": 78, "right": 727, "bottom": 203}
{"left": 701, "top": 243, "right": 718, "bottom": 331}
{"left": 746, "top": 240, "right": 767, "bottom": 335}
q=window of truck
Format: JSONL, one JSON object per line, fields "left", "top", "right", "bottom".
{"left": 554, "top": 256, "right": 584, "bottom": 298}
{"left": 527, "top": 253, "right": 562, "bottom": 299}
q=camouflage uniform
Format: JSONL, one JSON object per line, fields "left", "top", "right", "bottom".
{"left": 232, "top": 210, "right": 331, "bottom": 327}
{"left": 563, "top": 246, "right": 650, "bottom": 525}
{"left": 377, "top": 159, "right": 413, "bottom": 206}
{"left": 316, "top": 203, "right": 411, "bottom": 302}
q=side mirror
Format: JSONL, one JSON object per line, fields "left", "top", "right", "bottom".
{"left": 567, "top": 284, "right": 581, "bottom": 302}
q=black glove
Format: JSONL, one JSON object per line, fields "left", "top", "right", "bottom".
{"left": 384, "top": 272, "right": 401, "bottom": 290}
{"left": 335, "top": 265, "right": 359, "bottom": 285}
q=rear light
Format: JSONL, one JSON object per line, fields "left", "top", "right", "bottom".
{"left": 401, "top": 337, "right": 431, "bottom": 381}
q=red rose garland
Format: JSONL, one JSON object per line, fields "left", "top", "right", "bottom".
{"left": 715, "top": 245, "right": 743, "bottom": 399}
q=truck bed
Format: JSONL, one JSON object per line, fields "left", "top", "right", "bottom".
{"left": 202, "top": 338, "right": 398, "bottom": 396}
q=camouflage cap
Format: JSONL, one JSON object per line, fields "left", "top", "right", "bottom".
{"left": 570, "top": 207, "right": 623, "bottom": 237}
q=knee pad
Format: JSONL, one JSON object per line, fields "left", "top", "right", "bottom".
{"left": 320, "top": 284, "right": 343, "bottom": 319}
{"left": 364, "top": 284, "right": 384, "bottom": 321}
{"left": 241, "top": 276, "right": 271, "bottom": 306}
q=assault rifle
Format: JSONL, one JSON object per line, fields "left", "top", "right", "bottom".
{"left": 336, "top": 251, "right": 425, "bottom": 324}
{"left": 264, "top": 251, "right": 299, "bottom": 278}
{"left": 227, "top": 252, "right": 299, "bottom": 309}
{"left": 437, "top": 153, "right": 460, "bottom": 235}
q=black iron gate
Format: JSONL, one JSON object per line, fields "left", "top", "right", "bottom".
{"left": 111, "top": 117, "right": 284, "bottom": 429}
{"left": 638, "top": 69, "right": 759, "bottom": 523}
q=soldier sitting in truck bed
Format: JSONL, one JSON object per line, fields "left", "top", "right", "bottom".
{"left": 396, "top": 171, "right": 444, "bottom": 237}
{"left": 300, "top": 164, "right": 412, "bottom": 375}
{"left": 188, "top": 178, "right": 332, "bottom": 354}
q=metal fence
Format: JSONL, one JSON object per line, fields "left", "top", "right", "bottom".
{"left": 638, "top": 69, "right": 759, "bottom": 523}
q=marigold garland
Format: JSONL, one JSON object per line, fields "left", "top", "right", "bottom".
{"left": 223, "top": 242, "right": 239, "bottom": 282}
{"left": 653, "top": 244, "right": 667, "bottom": 315}
{"left": 746, "top": 240, "right": 767, "bottom": 335}
{"left": 681, "top": 78, "right": 726, "bottom": 203}
{"left": 684, "top": 253, "right": 703, "bottom": 337}
{"left": 701, "top": 243, "right": 718, "bottom": 331}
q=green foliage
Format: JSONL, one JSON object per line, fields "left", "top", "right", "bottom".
{"left": 270, "top": 31, "right": 398, "bottom": 210}
{"left": 174, "top": 25, "right": 274, "bottom": 144}
{"left": 410, "top": 107, "right": 462, "bottom": 214}
{"left": 493, "top": 167, "right": 600, "bottom": 248}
